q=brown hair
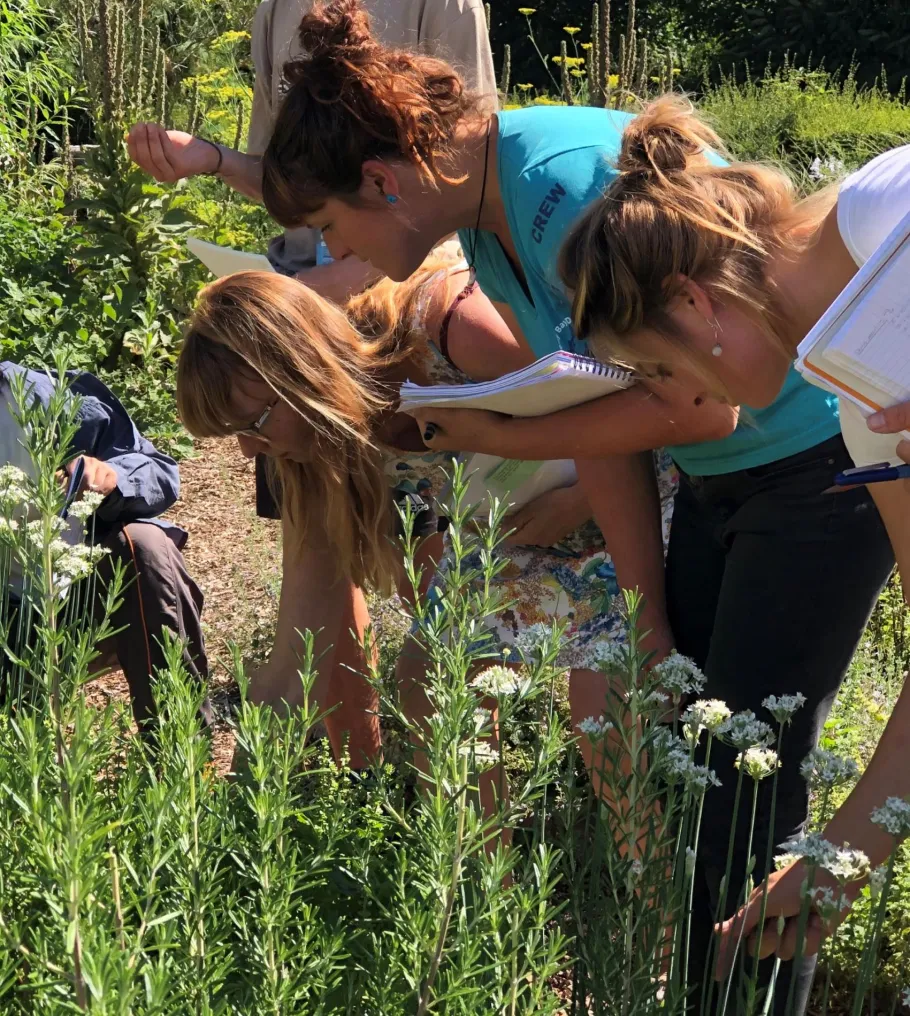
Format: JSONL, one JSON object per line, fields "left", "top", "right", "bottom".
{"left": 560, "top": 94, "right": 837, "bottom": 380}
{"left": 261, "top": 0, "right": 486, "bottom": 228}
{"left": 176, "top": 255, "right": 459, "bottom": 592}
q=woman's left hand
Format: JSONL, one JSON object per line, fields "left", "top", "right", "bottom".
{"left": 504, "top": 484, "right": 590, "bottom": 547}
{"left": 406, "top": 406, "right": 509, "bottom": 454}
{"left": 714, "top": 859, "right": 836, "bottom": 980}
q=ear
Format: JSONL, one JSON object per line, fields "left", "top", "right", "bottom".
{"left": 674, "top": 275, "right": 716, "bottom": 322}
{"left": 361, "top": 159, "right": 401, "bottom": 204}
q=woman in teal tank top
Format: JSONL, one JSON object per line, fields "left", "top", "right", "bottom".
{"left": 258, "top": 2, "right": 891, "bottom": 1009}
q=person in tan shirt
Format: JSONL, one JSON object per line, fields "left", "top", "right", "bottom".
{"left": 128, "top": 0, "right": 496, "bottom": 296}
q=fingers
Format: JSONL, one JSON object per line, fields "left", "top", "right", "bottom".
{"left": 127, "top": 122, "right": 176, "bottom": 181}
{"left": 868, "top": 401, "right": 910, "bottom": 435}
{"left": 897, "top": 438, "right": 910, "bottom": 465}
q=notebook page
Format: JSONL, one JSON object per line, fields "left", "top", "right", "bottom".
{"left": 796, "top": 208, "right": 910, "bottom": 369}
{"left": 824, "top": 255, "right": 910, "bottom": 401}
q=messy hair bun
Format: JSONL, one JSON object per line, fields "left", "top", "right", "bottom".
{"left": 617, "top": 94, "right": 725, "bottom": 178}
{"left": 262, "top": 0, "right": 487, "bottom": 228}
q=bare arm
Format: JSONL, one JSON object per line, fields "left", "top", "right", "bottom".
{"left": 127, "top": 123, "right": 264, "bottom": 200}
{"left": 250, "top": 515, "right": 354, "bottom": 710}
{"left": 576, "top": 454, "right": 673, "bottom": 660}
{"left": 441, "top": 291, "right": 675, "bottom": 655}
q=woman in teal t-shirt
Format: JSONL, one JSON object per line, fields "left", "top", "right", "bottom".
{"left": 259, "top": 2, "right": 892, "bottom": 1009}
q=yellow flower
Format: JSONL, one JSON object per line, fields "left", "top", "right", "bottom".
{"left": 563, "top": 25, "right": 580, "bottom": 34}
{"left": 581, "top": 42, "right": 592, "bottom": 50}
{"left": 517, "top": 83, "right": 533, "bottom": 90}
{"left": 518, "top": 7, "right": 536, "bottom": 14}
{"left": 211, "top": 30, "right": 250, "bottom": 49}
{"left": 673, "top": 68, "right": 681, "bottom": 75}
{"left": 570, "top": 69, "right": 584, "bottom": 78}
{"left": 554, "top": 56, "right": 584, "bottom": 68}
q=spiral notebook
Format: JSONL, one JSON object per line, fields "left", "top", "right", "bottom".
{"left": 796, "top": 210, "right": 910, "bottom": 444}
{"left": 399, "top": 351, "right": 633, "bottom": 417}
{"left": 400, "top": 352, "right": 632, "bottom": 517}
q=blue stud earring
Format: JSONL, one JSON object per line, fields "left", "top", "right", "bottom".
{"left": 386, "top": 194, "right": 399, "bottom": 205}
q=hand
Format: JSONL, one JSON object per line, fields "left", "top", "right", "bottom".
{"left": 127, "top": 122, "right": 220, "bottom": 182}
{"left": 868, "top": 402, "right": 910, "bottom": 464}
{"left": 405, "top": 406, "right": 509, "bottom": 454}
{"left": 504, "top": 484, "right": 589, "bottom": 547}
{"left": 61, "top": 456, "right": 118, "bottom": 500}
{"left": 714, "top": 859, "right": 836, "bottom": 980}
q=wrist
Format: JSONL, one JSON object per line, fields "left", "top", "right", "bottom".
{"left": 199, "top": 138, "right": 224, "bottom": 176}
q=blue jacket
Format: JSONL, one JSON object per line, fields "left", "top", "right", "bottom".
{"left": 0, "top": 362, "right": 186, "bottom": 547}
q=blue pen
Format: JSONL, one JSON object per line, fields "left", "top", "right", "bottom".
{"left": 59, "top": 456, "right": 85, "bottom": 519}
{"left": 826, "top": 460, "right": 910, "bottom": 493}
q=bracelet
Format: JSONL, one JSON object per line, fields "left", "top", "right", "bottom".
{"left": 199, "top": 138, "right": 224, "bottom": 176}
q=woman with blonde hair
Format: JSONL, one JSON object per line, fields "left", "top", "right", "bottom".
{"left": 561, "top": 95, "right": 908, "bottom": 1011}
{"left": 176, "top": 252, "right": 677, "bottom": 789}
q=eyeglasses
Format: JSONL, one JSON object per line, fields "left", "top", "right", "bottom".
{"left": 231, "top": 397, "right": 278, "bottom": 440}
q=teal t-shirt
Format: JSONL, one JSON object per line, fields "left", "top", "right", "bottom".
{"left": 458, "top": 105, "right": 841, "bottom": 476}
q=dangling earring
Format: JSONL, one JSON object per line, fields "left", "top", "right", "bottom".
{"left": 708, "top": 316, "right": 723, "bottom": 357}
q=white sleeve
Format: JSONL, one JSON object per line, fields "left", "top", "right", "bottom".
{"left": 839, "top": 397, "right": 905, "bottom": 467}
{"left": 837, "top": 145, "right": 910, "bottom": 266}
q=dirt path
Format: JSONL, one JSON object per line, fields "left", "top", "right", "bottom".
{"left": 88, "top": 439, "right": 282, "bottom": 772}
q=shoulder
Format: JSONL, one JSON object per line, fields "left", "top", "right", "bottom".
{"left": 441, "top": 279, "right": 531, "bottom": 380}
{"left": 837, "top": 145, "right": 910, "bottom": 265}
{"left": 500, "top": 108, "right": 634, "bottom": 274}
{"left": 420, "top": 0, "right": 486, "bottom": 30}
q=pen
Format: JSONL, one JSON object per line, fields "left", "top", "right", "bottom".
{"left": 59, "top": 457, "right": 85, "bottom": 519}
{"left": 824, "top": 460, "right": 910, "bottom": 494}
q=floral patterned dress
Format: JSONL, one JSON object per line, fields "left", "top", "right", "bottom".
{"left": 383, "top": 267, "right": 678, "bottom": 670}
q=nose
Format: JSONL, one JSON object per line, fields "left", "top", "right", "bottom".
{"left": 236, "top": 434, "right": 267, "bottom": 458}
{"left": 324, "top": 235, "right": 353, "bottom": 260}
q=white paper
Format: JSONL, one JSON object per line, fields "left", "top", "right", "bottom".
{"left": 186, "top": 236, "right": 274, "bottom": 279}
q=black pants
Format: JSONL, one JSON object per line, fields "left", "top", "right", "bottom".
{"left": 666, "top": 434, "right": 894, "bottom": 1014}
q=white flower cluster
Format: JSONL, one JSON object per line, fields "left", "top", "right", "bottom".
{"left": 683, "top": 699, "right": 732, "bottom": 735}
{"left": 514, "top": 622, "right": 553, "bottom": 657}
{"left": 681, "top": 714, "right": 705, "bottom": 749}
{"left": 870, "top": 796, "right": 910, "bottom": 839}
{"left": 735, "top": 747, "right": 780, "bottom": 781}
{"left": 719, "top": 711, "right": 774, "bottom": 751}
{"left": 799, "top": 748, "right": 859, "bottom": 790}
{"left": 67, "top": 489, "right": 106, "bottom": 520}
{"left": 762, "top": 693, "right": 807, "bottom": 724}
{"left": 806, "top": 884, "right": 851, "bottom": 924}
{"left": 0, "top": 465, "right": 28, "bottom": 512}
{"left": 808, "top": 156, "right": 846, "bottom": 182}
{"left": 868, "top": 864, "right": 888, "bottom": 900}
{"left": 780, "top": 833, "right": 870, "bottom": 882}
{"left": 50, "top": 540, "right": 109, "bottom": 583}
{"left": 473, "top": 707, "right": 492, "bottom": 733}
{"left": 630, "top": 858, "right": 643, "bottom": 878}
{"left": 652, "top": 651, "right": 706, "bottom": 698}
{"left": 471, "top": 665, "right": 527, "bottom": 698}
{"left": 589, "top": 640, "right": 628, "bottom": 673}
{"left": 659, "top": 734, "right": 720, "bottom": 793}
{"left": 577, "top": 715, "right": 613, "bottom": 737}
{"left": 459, "top": 740, "right": 499, "bottom": 772}
{"left": 901, "top": 986, "right": 910, "bottom": 1008}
